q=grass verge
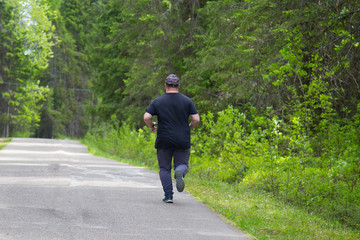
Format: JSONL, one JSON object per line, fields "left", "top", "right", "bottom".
{"left": 82, "top": 140, "right": 360, "bottom": 240}
{"left": 0, "top": 138, "right": 11, "bottom": 150}
{"left": 185, "top": 177, "right": 359, "bottom": 240}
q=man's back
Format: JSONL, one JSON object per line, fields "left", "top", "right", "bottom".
{"left": 146, "top": 93, "right": 197, "bottom": 149}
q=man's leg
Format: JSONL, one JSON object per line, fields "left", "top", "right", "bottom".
{"left": 173, "top": 149, "right": 190, "bottom": 192}
{"left": 157, "top": 149, "right": 174, "bottom": 199}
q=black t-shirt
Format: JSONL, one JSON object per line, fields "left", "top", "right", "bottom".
{"left": 145, "top": 93, "right": 198, "bottom": 149}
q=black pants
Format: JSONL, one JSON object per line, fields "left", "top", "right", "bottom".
{"left": 156, "top": 148, "right": 190, "bottom": 197}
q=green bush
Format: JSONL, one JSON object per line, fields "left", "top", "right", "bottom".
{"left": 84, "top": 115, "right": 157, "bottom": 168}
{"left": 190, "top": 104, "right": 360, "bottom": 228}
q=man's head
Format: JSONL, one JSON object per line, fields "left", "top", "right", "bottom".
{"left": 165, "top": 74, "right": 179, "bottom": 88}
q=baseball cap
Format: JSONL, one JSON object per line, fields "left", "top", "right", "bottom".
{"left": 165, "top": 74, "right": 179, "bottom": 85}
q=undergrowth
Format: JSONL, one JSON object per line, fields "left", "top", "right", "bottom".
{"left": 83, "top": 103, "right": 360, "bottom": 239}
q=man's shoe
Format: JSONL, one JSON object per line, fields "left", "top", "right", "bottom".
{"left": 162, "top": 195, "right": 173, "bottom": 203}
{"left": 175, "top": 169, "right": 185, "bottom": 192}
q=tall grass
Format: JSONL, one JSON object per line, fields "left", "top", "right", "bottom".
{"left": 83, "top": 120, "right": 157, "bottom": 169}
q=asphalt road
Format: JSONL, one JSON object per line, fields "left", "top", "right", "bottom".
{"left": 0, "top": 138, "right": 251, "bottom": 240}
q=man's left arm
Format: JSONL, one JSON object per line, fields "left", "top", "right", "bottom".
{"left": 189, "top": 113, "right": 200, "bottom": 130}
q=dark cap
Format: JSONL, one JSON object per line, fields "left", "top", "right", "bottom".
{"left": 165, "top": 74, "right": 179, "bottom": 85}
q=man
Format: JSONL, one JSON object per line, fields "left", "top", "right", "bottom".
{"left": 144, "top": 74, "right": 200, "bottom": 203}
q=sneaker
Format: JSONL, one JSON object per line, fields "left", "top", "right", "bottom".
{"left": 175, "top": 169, "right": 185, "bottom": 192}
{"left": 162, "top": 196, "right": 173, "bottom": 203}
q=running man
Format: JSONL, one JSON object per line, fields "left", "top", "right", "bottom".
{"left": 144, "top": 74, "right": 200, "bottom": 203}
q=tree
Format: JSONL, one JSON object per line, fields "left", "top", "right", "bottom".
{"left": 38, "top": 0, "right": 93, "bottom": 138}
{"left": 88, "top": 0, "right": 203, "bottom": 126}
{"left": 0, "top": 0, "right": 55, "bottom": 137}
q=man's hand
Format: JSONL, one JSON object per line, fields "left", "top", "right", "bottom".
{"left": 150, "top": 122, "right": 158, "bottom": 132}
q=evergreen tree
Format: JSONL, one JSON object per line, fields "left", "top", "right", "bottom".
{"left": 38, "top": 0, "right": 93, "bottom": 138}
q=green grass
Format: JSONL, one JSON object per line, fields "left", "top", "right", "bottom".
{"left": 185, "top": 177, "right": 360, "bottom": 240}
{"left": 82, "top": 139, "right": 360, "bottom": 240}
{"left": 0, "top": 138, "right": 11, "bottom": 150}
{"left": 82, "top": 138, "right": 158, "bottom": 171}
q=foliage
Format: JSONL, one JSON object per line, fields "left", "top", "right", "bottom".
{"left": 84, "top": 101, "right": 360, "bottom": 231}
{"left": 83, "top": 0, "right": 360, "bottom": 129}
{"left": 87, "top": 0, "right": 201, "bottom": 124}
{"left": 2, "top": 0, "right": 360, "bottom": 232}
{"left": 84, "top": 100, "right": 360, "bottom": 229}
{"left": 186, "top": 177, "right": 360, "bottom": 240}
{"left": 37, "top": 0, "right": 93, "bottom": 138}
{"left": 80, "top": 0, "right": 360, "bottom": 230}
{"left": 0, "top": 0, "right": 55, "bottom": 137}
{"left": 0, "top": 138, "right": 11, "bottom": 150}
{"left": 3, "top": 82, "right": 50, "bottom": 137}
{"left": 190, "top": 104, "right": 360, "bottom": 228}
{"left": 84, "top": 115, "right": 157, "bottom": 168}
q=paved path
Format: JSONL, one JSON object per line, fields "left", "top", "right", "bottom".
{"left": 0, "top": 138, "right": 251, "bottom": 240}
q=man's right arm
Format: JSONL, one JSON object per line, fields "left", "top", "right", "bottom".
{"left": 144, "top": 112, "right": 157, "bottom": 132}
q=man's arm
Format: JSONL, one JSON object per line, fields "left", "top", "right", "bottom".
{"left": 189, "top": 113, "right": 200, "bottom": 130}
{"left": 144, "top": 112, "right": 157, "bottom": 131}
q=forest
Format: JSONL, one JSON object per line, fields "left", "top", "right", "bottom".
{"left": 1, "top": 0, "right": 360, "bottom": 232}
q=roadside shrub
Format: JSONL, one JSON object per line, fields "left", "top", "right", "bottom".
{"left": 191, "top": 104, "right": 360, "bottom": 228}
{"left": 84, "top": 115, "right": 157, "bottom": 168}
